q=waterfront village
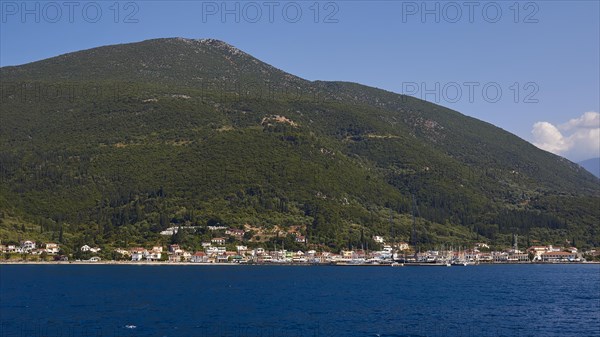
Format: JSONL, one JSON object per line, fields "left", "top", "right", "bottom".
{"left": 1, "top": 225, "right": 598, "bottom": 265}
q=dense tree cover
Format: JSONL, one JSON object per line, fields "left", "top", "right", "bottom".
{"left": 1, "top": 38, "right": 598, "bottom": 251}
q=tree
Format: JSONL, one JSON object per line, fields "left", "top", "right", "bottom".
{"left": 159, "top": 213, "right": 169, "bottom": 229}
{"left": 58, "top": 245, "right": 72, "bottom": 256}
{"left": 171, "top": 226, "right": 186, "bottom": 244}
{"left": 244, "top": 230, "right": 255, "bottom": 240}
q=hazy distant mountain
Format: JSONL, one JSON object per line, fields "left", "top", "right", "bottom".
{"left": 1, "top": 38, "right": 598, "bottom": 249}
{"left": 579, "top": 158, "right": 600, "bottom": 178}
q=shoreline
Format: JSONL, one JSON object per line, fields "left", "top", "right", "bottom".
{"left": 1, "top": 261, "right": 599, "bottom": 266}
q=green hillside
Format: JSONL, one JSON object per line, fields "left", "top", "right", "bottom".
{"left": 1, "top": 38, "right": 598, "bottom": 252}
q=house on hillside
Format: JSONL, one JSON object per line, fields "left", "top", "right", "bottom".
{"left": 6, "top": 245, "right": 21, "bottom": 253}
{"left": 397, "top": 242, "right": 410, "bottom": 251}
{"left": 21, "top": 241, "right": 36, "bottom": 251}
{"left": 114, "top": 248, "right": 131, "bottom": 257}
{"left": 45, "top": 243, "right": 60, "bottom": 254}
{"left": 81, "top": 245, "right": 101, "bottom": 253}
{"left": 169, "top": 245, "right": 183, "bottom": 254}
{"left": 207, "top": 225, "right": 227, "bottom": 231}
{"left": 211, "top": 237, "right": 226, "bottom": 245}
{"left": 225, "top": 228, "right": 245, "bottom": 237}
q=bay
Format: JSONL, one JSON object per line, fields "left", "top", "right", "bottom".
{"left": 1, "top": 264, "right": 599, "bottom": 337}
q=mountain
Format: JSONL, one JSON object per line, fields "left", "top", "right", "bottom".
{"left": 579, "top": 158, "right": 600, "bottom": 178}
{"left": 1, "top": 38, "right": 599, "bottom": 252}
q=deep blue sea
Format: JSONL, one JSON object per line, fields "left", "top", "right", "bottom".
{"left": 0, "top": 264, "right": 599, "bottom": 337}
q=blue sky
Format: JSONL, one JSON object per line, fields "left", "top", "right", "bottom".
{"left": 1, "top": 0, "right": 599, "bottom": 161}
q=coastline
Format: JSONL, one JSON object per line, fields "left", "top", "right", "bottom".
{"left": 1, "top": 261, "right": 599, "bottom": 266}
{"left": 0, "top": 261, "right": 240, "bottom": 266}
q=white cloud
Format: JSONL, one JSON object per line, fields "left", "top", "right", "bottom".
{"left": 560, "top": 111, "right": 600, "bottom": 131}
{"left": 532, "top": 112, "right": 600, "bottom": 161}
{"left": 532, "top": 121, "right": 569, "bottom": 154}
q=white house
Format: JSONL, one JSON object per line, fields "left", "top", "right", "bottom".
{"left": 508, "top": 253, "right": 529, "bottom": 262}
{"left": 528, "top": 246, "right": 554, "bottom": 260}
{"left": 169, "top": 245, "right": 183, "bottom": 254}
{"left": 373, "top": 236, "right": 384, "bottom": 243}
{"left": 130, "top": 248, "right": 147, "bottom": 261}
{"left": 206, "top": 246, "right": 219, "bottom": 255}
{"left": 80, "top": 245, "right": 91, "bottom": 252}
{"left": 7, "top": 245, "right": 20, "bottom": 253}
{"left": 145, "top": 252, "right": 161, "bottom": 261}
{"left": 45, "top": 243, "right": 60, "bottom": 254}
{"left": 21, "top": 241, "right": 36, "bottom": 251}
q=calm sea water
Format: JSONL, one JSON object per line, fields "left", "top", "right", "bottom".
{"left": 0, "top": 264, "right": 599, "bottom": 337}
